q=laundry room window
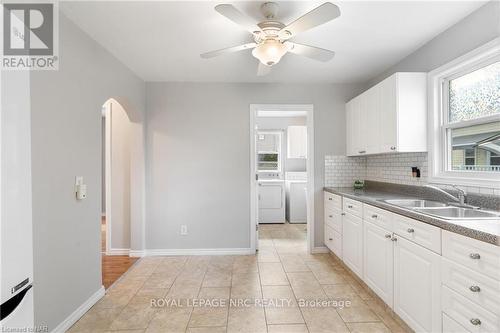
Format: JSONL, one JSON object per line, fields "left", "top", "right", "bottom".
{"left": 428, "top": 40, "right": 500, "bottom": 187}
{"left": 257, "top": 131, "right": 282, "bottom": 172}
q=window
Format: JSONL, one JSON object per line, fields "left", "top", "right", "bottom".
{"left": 256, "top": 131, "right": 282, "bottom": 172}
{"left": 429, "top": 40, "right": 500, "bottom": 187}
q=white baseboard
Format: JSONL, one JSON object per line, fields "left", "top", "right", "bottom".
{"left": 129, "top": 250, "right": 145, "bottom": 257}
{"left": 52, "top": 286, "right": 104, "bottom": 333}
{"left": 311, "top": 246, "right": 329, "bottom": 254}
{"left": 145, "top": 248, "right": 254, "bottom": 256}
{"left": 106, "top": 248, "right": 130, "bottom": 256}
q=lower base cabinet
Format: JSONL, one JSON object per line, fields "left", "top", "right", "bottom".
{"left": 363, "top": 220, "right": 394, "bottom": 307}
{"left": 442, "top": 313, "right": 468, "bottom": 333}
{"left": 394, "top": 236, "right": 442, "bottom": 333}
{"left": 342, "top": 212, "right": 363, "bottom": 277}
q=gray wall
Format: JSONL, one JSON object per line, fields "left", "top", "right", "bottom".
{"left": 145, "top": 82, "right": 364, "bottom": 250}
{"left": 368, "top": 1, "right": 500, "bottom": 87}
{"left": 29, "top": 14, "right": 145, "bottom": 330}
{"left": 256, "top": 116, "right": 307, "bottom": 173}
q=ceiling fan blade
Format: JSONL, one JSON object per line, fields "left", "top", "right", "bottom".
{"left": 200, "top": 43, "right": 257, "bottom": 59}
{"left": 215, "top": 4, "right": 262, "bottom": 34}
{"left": 280, "top": 3, "right": 340, "bottom": 39}
{"left": 285, "top": 42, "right": 335, "bottom": 62}
{"left": 257, "top": 62, "right": 272, "bottom": 76}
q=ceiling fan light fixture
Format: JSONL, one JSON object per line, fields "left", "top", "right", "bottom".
{"left": 252, "top": 39, "right": 287, "bottom": 66}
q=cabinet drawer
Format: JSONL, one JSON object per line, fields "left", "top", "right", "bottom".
{"left": 324, "top": 191, "right": 342, "bottom": 211}
{"left": 325, "top": 208, "right": 342, "bottom": 233}
{"left": 443, "top": 313, "right": 470, "bottom": 333}
{"left": 343, "top": 197, "right": 363, "bottom": 218}
{"left": 442, "top": 258, "right": 500, "bottom": 313}
{"left": 325, "top": 225, "right": 342, "bottom": 259}
{"left": 442, "top": 286, "right": 499, "bottom": 333}
{"left": 442, "top": 231, "right": 500, "bottom": 281}
{"left": 393, "top": 215, "right": 441, "bottom": 254}
{"left": 363, "top": 204, "right": 393, "bottom": 232}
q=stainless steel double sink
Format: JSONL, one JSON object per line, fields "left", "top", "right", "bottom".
{"left": 380, "top": 199, "right": 500, "bottom": 220}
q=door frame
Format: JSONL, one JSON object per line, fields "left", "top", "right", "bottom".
{"left": 249, "top": 104, "right": 314, "bottom": 254}
{"left": 103, "top": 102, "right": 113, "bottom": 255}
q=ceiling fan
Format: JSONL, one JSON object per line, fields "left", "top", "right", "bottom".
{"left": 201, "top": 2, "right": 341, "bottom": 76}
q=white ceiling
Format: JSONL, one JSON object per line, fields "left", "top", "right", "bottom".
{"left": 61, "top": 1, "right": 485, "bottom": 83}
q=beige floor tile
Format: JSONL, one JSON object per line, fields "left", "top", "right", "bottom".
{"left": 135, "top": 287, "right": 169, "bottom": 298}
{"left": 93, "top": 290, "right": 135, "bottom": 310}
{"left": 68, "top": 307, "right": 123, "bottom": 332}
{"left": 265, "top": 307, "right": 304, "bottom": 325}
{"left": 231, "top": 272, "right": 260, "bottom": 287}
{"left": 103, "top": 330, "right": 145, "bottom": 333}
{"left": 227, "top": 306, "right": 267, "bottom": 333}
{"left": 198, "top": 287, "right": 231, "bottom": 300}
{"left": 259, "top": 262, "right": 289, "bottom": 286}
{"left": 145, "top": 307, "right": 192, "bottom": 333}
{"left": 203, "top": 269, "right": 232, "bottom": 287}
{"left": 364, "top": 300, "right": 410, "bottom": 333}
{"left": 300, "top": 307, "right": 349, "bottom": 333}
{"left": 287, "top": 272, "right": 327, "bottom": 300}
{"left": 257, "top": 248, "right": 281, "bottom": 263}
{"left": 189, "top": 306, "right": 228, "bottom": 328}
{"left": 337, "top": 305, "right": 380, "bottom": 323}
{"left": 347, "top": 322, "right": 391, "bottom": 333}
{"left": 109, "top": 301, "right": 158, "bottom": 330}
{"left": 267, "top": 324, "right": 309, "bottom": 333}
{"left": 187, "top": 327, "right": 227, "bottom": 333}
{"left": 279, "top": 255, "right": 310, "bottom": 272}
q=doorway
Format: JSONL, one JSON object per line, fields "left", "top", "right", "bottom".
{"left": 250, "top": 104, "right": 314, "bottom": 254}
{"left": 101, "top": 99, "right": 137, "bottom": 289}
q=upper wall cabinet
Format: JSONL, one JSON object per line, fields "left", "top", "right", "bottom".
{"left": 287, "top": 126, "right": 307, "bottom": 159}
{"left": 346, "top": 73, "right": 427, "bottom": 156}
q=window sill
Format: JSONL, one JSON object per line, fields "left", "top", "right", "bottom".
{"left": 429, "top": 173, "right": 500, "bottom": 189}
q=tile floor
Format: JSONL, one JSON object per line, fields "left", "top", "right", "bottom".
{"left": 69, "top": 223, "right": 410, "bottom": 333}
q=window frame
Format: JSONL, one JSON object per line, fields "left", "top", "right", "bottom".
{"left": 428, "top": 38, "right": 500, "bottom": 187}
{"left": 256, "top": 130, "right": 283, "bottom": 173}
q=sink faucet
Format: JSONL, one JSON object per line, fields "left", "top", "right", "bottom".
{"left": 423, "top": 184, "right": 466, "bottom": 204}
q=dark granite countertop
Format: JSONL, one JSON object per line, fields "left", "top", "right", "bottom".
{"left": 324, "top": 186, "right": 500, "bottom": 246}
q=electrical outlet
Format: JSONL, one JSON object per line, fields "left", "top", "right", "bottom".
{"left": 180, "top": 225, "right": 188, "bottom": 236}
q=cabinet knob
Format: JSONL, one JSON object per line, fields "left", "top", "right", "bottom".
{"left": 407, "top": 228, "right": 415, "bottom": 233}
{"left": 469, "top": 253, "right": 481, "bottom": 260}
{"left": 329, "top": 238, "right": 333, "bottom": 241}
{"left": 469, "top": 286, "right": 481, "bottom": 292}
{"left": 329, "top": 215, "right": 333, "bottom": 218}
{"left": 341, "top": 213, "right": 346, "bottom": 216}
{"left": 470, "top": 318, "right": 481, "bottom": 326}
{"left": 371, "top": 214, "right": 378, "bottom": 219}
{"left": 385, "top": 234, "right": 392, "bottom": 239}
{"left": 391, "top": 237, "right": 398, "bottom": 242}
{"left": 348, "top": 205, "right": 353, "bottom": 208}
{"left": 328, "top": 198, "right": 332, "bottom": 201}
{"left": 390, "top": 146, "right": 396, "bottom": 150}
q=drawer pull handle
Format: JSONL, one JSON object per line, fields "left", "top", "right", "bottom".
{"left": 470, "top": 318, "right": 481, "bottom": 326}
{"left": 385, "top": 234, "right": 392, "bottom": 239}
{"left": 348, "top": 205, "right": 353, "bottom": 208}
{"left": 407, "top": 228, "right": 414, "bottom": 233}
{"left": 328, "top": 198, "right": 332, "bottom": 201}
{"left": 469, "top": 286, "right": 481, "bottom": 292}
{"left": 341, "top": 213, "right": 346, "bottom": 216}
{"left": 469, "top": 253, "right": 481, "bottom": 260}
{"left": 329, "top": 238, "right": 333, "bottom": 241}
{"left": 371, "top": 214, "right": 378, "bottom": 218}
{"left": 329, "top": 215, "right": 333, "bottom": 218}
{"left": 390, "top": 146, "right": 396, "bottom": 150}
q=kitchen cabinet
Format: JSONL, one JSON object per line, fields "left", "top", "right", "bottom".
{"left": 363, "top": 220, "right": 394, "bottom": 307}
{"left": 287, "top": 126, "right": 307, "bottom": 158}
{"left": 346, "top": 72, "right": 427, "bottom": 156}
{"left": 394, "top": 236, "right": 441, "bottom": 333}
{"left": 324, "top": 192, "right": 342, "bottom": 258}
{"left": 342, "top": 212, "right": 363, "bottom": 277}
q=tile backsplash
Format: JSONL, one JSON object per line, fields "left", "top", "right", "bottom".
{"left": 325, "top": 153, "right": 499, "bottom": 195}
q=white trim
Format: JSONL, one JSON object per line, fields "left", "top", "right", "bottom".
{"left": 105, "top": 248, "right": 130, "bottom": 256}
{"left": 311, "top": 246, "right": 329, "bottom": 254}
{"left": 250, "top": 104, "right": 315, "bottom": 254}
{"left": 129, "top": 250, "right": 145, "bottom": 258}
{"left": 103, "top": 101, "right": 112, "bottom": 254}
{"left": 145, "top": 248, "right": 254, "bottom": 256}
{"left": 428, "top": 37, "right": 500, "bottom": 188}
{"left": 51, "top": 286, "right": 105, "bottom": 333}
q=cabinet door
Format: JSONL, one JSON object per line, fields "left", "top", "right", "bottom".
{"left": 363, "top": 221, "right": 393, "bottom": 307}
{"left": 342, "top": 212, "right": 363, "bottom": 277}
{"left": 346, "top": 101, "right": 354, "bottom": 156}
{"left": 379, "top": 74, "right": 398, "bottom": 153}
{"left": 287, "top": 126, "right": 307, "bottom": 158}
{"left": 394, "top": 236, "right": 441, "bottom": 333}
{"left": 365, "top": 87, "right": 380, "bottom": 154}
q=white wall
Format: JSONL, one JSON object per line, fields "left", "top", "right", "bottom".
{"left": 256, "top": 116, "right": 307, "bottom": 173}
{"left": 105, "top": 100, "right": 132, "bottom": 251}
{"left": 368, "top": 1, "right": 500, "bottom": 86}
{"left": 29, "top": 14, "right": 145, "bottom": 331}
{"left": 145, "top": 82, "right": 364, "bottom": 250}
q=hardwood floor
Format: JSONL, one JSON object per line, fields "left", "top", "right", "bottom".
{"left": 101, "top": 216, "right": 137, "bottom": 289}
